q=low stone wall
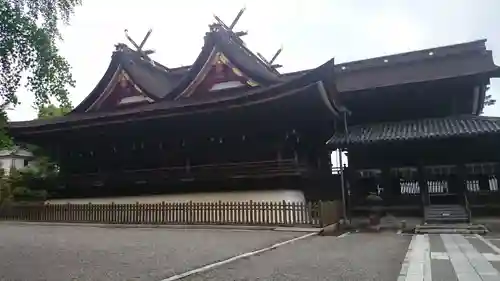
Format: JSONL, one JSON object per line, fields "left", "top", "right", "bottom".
{"left": 46, "top": 190, "right": 307, "bottom": 205}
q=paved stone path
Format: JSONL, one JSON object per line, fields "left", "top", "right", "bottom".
{"left": 398, "top": 234, "right": 500, "bottom": 280}
{"left": 0, "top": 223, "right": 303, "bottom": 281}
{"left": 182, "top": 232, "right": 410, "bottom": 281}
{"left": 4, "top": 222, "right": 500, "bottom": 280}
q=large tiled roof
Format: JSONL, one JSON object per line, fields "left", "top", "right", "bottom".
{"left": 73, "top": 36, "right": 499, "bottom": 114}
{"left": 327, "top": 115, "right": 500, "bottom": 147}
{"left": 8, "top": 58, "right": 339, "bottom": 133}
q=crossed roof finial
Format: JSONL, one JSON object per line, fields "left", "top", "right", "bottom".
{"left": 213, "top": 7, "right": 248, "bottom": 37}
{"left": 124, "top": 29, "right": 156, "bottom": 59}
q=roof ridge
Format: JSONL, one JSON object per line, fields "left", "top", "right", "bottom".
{"left": 115, "top": 39, "right": 491, "bottom": 78}
{"left": 115, "top": 43, "right": 172, "bottom": 74}
{"left": 213, "top": 26, "right": 280, "bottom": 75}
{"left": 336, "top": 40, "right": 487, "bottom": 68}
{"left": 208, "top": 26, "right": 283, "bottom": 85}
{"left": 284, "top": 39, "right": 490, "bottom": 77}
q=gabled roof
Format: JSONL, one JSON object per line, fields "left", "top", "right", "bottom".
{"left": 327, "top": 115, "right": 500, "bottom": 147}
{"left": 164, "top": 24, "right": 284, "bottom": 100}
{"left": 210, "top": 25, "right": 281, "bottom": 83}
{"left": 8, "top": 57, "right": 341, "bottom": 134}
{"left": 72, "top": 24, "right": 285, "bottom": 112}
{"left": 72, "top": 44, "right": 186, "bottom": 113}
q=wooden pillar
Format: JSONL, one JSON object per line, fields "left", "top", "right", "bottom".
{"left": 478, "top": 174, "right": 490, "bottom": 192}
{"left": 185, "top": 157, "right": 191, "bottom": 174}
{"left": 455, "top": 163, "right": 467, "bottom": 195}
{"left": 494, "top": 168, "right": 500, "bottom": 192}
{"left": 417, "top": 164, "right": 430, "bottom": 206}
{"left": 293, "top": 149, "right": 299, "bottom": 165}
{"left": 344, "top": 166, "right": 358, "bottom": 208}
{"left": 381, "top": 167, "right": 392, "bottom": 202}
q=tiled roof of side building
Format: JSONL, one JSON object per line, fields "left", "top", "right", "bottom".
{"left": 327, "top": 115, "right": 500, "bottom": 147}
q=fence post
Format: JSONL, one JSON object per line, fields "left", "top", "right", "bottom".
{"left": 135, "top": 202, "right": 140, "bottom": 224}
{"left": 87, "top": 202, "right": 92, "bottom": 222}
{"left": 188, "top": 201, "right": 193, "bottom": 224}
{"left": 111, "top": 202, "right": 116, "bottom": 224}
{"left": 160, "top": 201, "right": 165, "bottom": 224}
{"left": 65, "top": 203, "right": 70, "bottom": 222}
{"left": 249, "top": 200, "right": 254, "bottom": 225}
{"left": 282, "top": 200, "right": 287, "bottom": 225}
{"left": 218, "top": 200, "right": 222, "bottom": 224}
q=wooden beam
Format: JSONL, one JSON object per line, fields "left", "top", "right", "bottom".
{"left": 229, "top": 7, "right": 246, "bottom": 30}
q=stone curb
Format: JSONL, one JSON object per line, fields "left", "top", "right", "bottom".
{"left": 319, "top": 223, "right": 339, "bottom": 236}
{"left": 0, "top": 221, "right": 321, "bottom": 233}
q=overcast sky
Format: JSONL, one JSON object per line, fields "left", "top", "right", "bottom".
{"left": 6, "top": 0, "right": 500, "bottom": 121}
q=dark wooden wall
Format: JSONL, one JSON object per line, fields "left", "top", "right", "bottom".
{"left": 340, "top": 76, "right": 483, "bottom": 125}
{"left": 347, "top": 136, "right": 500, "bottom": 170}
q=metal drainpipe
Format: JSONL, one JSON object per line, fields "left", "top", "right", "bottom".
{"left": 339, "top": 110, "right": 349, "bottom": 222}
{"left": 338, "top": 146, "right": 346, "bottom": 221}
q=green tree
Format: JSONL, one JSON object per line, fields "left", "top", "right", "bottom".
{"left": 484, "top": 94, "right": 496, "bottom": 107}
{"left": 10, "top": 105, "right": 73, "bottom": 201}
{"left": 37, "top": 104, "right": 72, "bottom": 118}
{"left": 6, "top": 145, "right": 59, "bottom": 202}
{"left": 0, "top": 0, "right": 82, "bottom": 146}
{"left": 481, "top": 86, "right": 497, "bottom": 115}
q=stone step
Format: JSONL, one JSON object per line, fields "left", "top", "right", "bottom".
{"left": 415, "top": 223, "right": 488, "bottom": 234}
{"left": 417, "top": 223, "right": 485, "bottom": 229}
{"left": 426, "top": 212, "right": 468, "bottom": 217}
{"left": 424, "top": 204, "right": 469, "bottom": 224}
{"left": 427, "top": 207, "right": 466, "bottom": 210}
{"left": 426, "top": 210, "right": 467, "bottom": 214}
{"left": 426, "top": 212, "right": 467, "bottom": 217}
{"left": 426, "top": 216, "right": 469, "bottom": 221}
{"left": 425, "top": 209, "right": 467, "bottom": 213}
{"left": 426, "top": 218, "right": 469, "bottom": 224}
{"left": 415, "top": 228, "right": 488, "bottom": 234}
{"left": 425, "top": 217, "right": 469, "bottom": 224}
{"left": 425, "top": 209, "right": 466, "bottom": 214}
{"left": 426, "top": 206, "right": 466, "bottom": 210}
{"left": 425, "top": 212, "right": 468, "bottom": 217}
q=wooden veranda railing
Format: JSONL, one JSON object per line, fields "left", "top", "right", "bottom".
{"left": 0, "top": 200, "right": 342, "bottom": 228}
{"left": 66, "top": 159, "right": 308, "bottom": 184}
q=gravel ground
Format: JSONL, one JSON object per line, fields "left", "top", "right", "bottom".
{"left": 184, "top": 232, "right": 411, "bottom": 281}
{"left": 0, "top": 223, "right": 302, "bottom": 281}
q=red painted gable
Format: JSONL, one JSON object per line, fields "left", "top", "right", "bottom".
{"left": 93, "top": 72, "right": 153, "bottom": 111}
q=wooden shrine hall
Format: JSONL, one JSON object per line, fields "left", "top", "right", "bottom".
{"left": 8, "top": 13, "right": 343, "bottom": 200}
{"left": 7, "top": 11, "right": 500, "bottom": 216}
